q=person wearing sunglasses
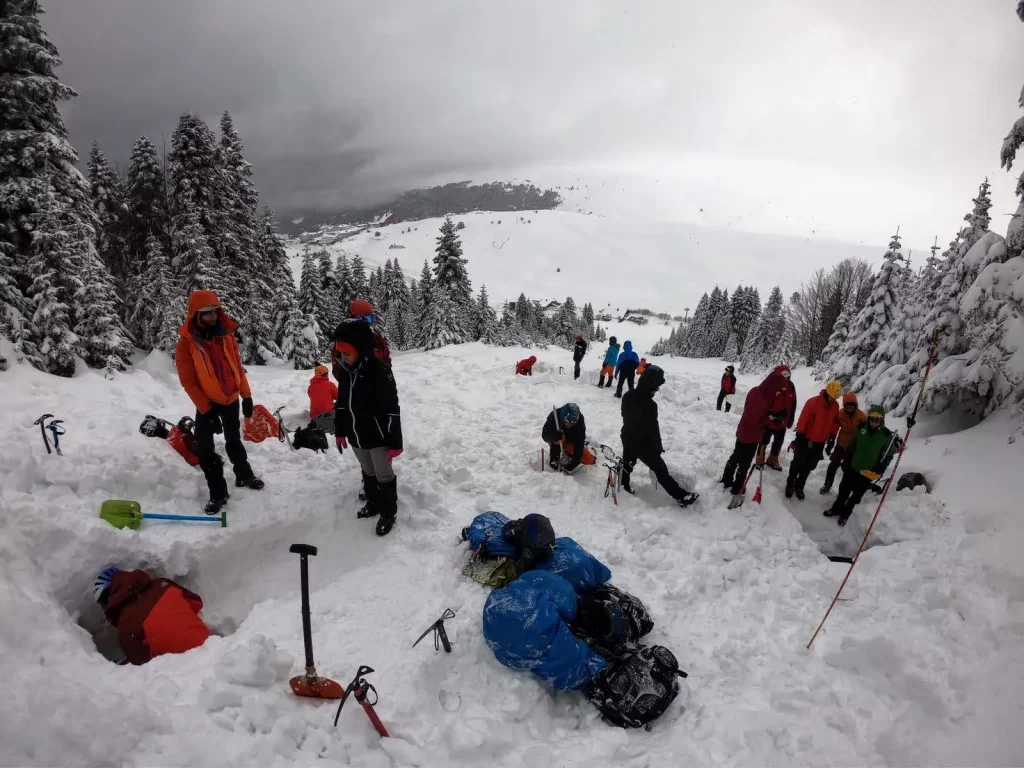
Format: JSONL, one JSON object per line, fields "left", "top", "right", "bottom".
{"left": 824, "top": 404, "right": 900, "bottom": 527}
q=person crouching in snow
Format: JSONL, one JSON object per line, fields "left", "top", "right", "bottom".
{"left": 757, "top": 364, "right": 797, "bottom": 471}
{"left": 824, "top": 404, "right": 900, "bottom": 526}
{"left": 785, "top": 380, "right": 841, "bottom": 500}
{"left": 93, "top": 565, "right": 210, "bottom": 666}
{"left": 614, "top": 340, "right": 640, "bottom": 398}
{"left": 516, "top": 355, "right": 538, "bottom": 376}
{"left": 333, "top": 319, "right": 403, "bottom": 536}
{"left": 347, "top": 298, "right": 392, "bottom": 365}
{"left": 307, "top": 364, "right": 337, "bottom": 432}
{"left": 542, "top": 402, "right": 587, "bottom": 474}
{"left": 717, "top": 365, "right": 737, "bottom": 411}
{"left": 598, "top": 336, "right": 620, "bottom": 388}
{"left": 175, "top": 289, "right": 263, "bottom": 516}
{"left": 820, "top": 392, "right": 867, "bottom": 494}
{"left": 620, "top": 365, "right": 699, "bottom": 507}
{"left": 720, "top": 366, "right": 791, "bottom": 508}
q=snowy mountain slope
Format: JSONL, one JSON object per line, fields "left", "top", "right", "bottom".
{"left": 288, "top": 209, "right": 881, "bottom": 317}
{"left": 1, "top": 346, "right": 1022, "bottom": 766}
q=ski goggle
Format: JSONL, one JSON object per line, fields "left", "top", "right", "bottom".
{"left": 868, "top": 415, "right": 883, "bottom": 424}
{"left": 844, "top": 403, "right": 857, "bottom": 410}
{"left": 355, "top": 314, "right": 375, "bottom": 325}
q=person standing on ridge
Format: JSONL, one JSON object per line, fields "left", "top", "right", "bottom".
{"left": 720, "top": 366, "right": 791, "bottom": 509}
{"left": 820, "top": 392, "right": 867, "bottom": 494}
{"left": 785, "top": 381, "right": 841, "bottom": 500}
{"left": 175, "top": 289, "right": 264, "bottom": 515}
{"left": 614, "top": 340, "right": 640, "bottom": 398}
{"left": 620, "top": 365, "right": 699, "bottom": 507}
{"left": 717, "top": 365, "right": 737, "bottom": 412}
{"left": 824, "top": 404, "right": 900, "bottom": 526}
{"left": 572, "top": 334, "right": 588, "bottom": 380}
{"left": 757, "top": 364, "right": 797, "bottom": 471}
{"left": 597, "top": 336, "right": 620, "bottom": 388}
{"left": 333, "top": 319, "right": 403, "bottom": 536}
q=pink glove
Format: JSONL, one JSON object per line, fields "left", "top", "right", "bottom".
{"left": 387, "top": 448, "right": 403, "bottom": 460}
{"left": 336, "top": 436, "right": 347, "bottom": 454}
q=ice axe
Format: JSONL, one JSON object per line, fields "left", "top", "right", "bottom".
{"left": 413, "top": 608, "right": 455, "bottom": 653}
{"left": 288, "top": 544, "right": 343, "bottom": 699}
{"left": 34, "top": 413, "right": 64, "bottom": 456}
{"left": 333, "top": 664, "right": 389, "bottom": 737}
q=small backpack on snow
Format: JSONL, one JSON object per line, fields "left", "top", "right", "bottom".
{"left": 570, "top": 584, "right": 654, "bottom": 660}
{"left": 139, "top": 415, "right": 200, "bottom": 467}
{"left": 291, "top": 425, "right": 328, "bottom": 452}
{"left": 585, "top": 644, "right": 687, "bottom": 730}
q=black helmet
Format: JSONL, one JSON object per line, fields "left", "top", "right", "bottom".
{"left": 609, "top": 336, "right": 617, "bottom": 345}
{"left": 501, "top": 514, "right": 556, "bottom": 575}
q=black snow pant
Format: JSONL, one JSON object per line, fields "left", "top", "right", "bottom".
{"left": 787, "top": 441, "right": 825, "bottom": 492}
{"left": 760, "top": 426, "right": 787, "bottom": 457}
{"left": 722, "top": 439, "right": 758, "bottom": 495}
{"left": 621, "top": 444, "right": 690, "bottom": 502}
{"left": 195, "top": 399, "right": 253, "bottom": 501}
{"left": 716, "top": 390, "right": 732, "bottom": 412}
{"left": 834, "top": 467, "right": 872, "bottom": 520}
{"left": 573, "top": 360, "right": 582, "bottom": 380}
{"left": 615, "top": 371, "right": 636, "bottom": 397}
{"left": 823, "top": 445, "right": 849, "bottom": 489}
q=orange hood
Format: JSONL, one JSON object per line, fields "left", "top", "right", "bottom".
{"left": 179, "top": 290, "right": 238, "bottom": 338}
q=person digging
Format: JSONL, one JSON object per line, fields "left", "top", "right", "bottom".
{"left": 542, "top": 403, "right": 588, "bottom": 474}
{"left": 824, "top": 404, "right": 900, "bottom": 526}
{"left": 175, "top": 290, "right": 264, "bottom": 515}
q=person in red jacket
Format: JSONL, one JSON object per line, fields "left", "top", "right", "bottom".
{"left": 785, "top": 381, "right": 842, "bottom": 500}
{"left": 717, "top": 365, "right": 736, "bottom": 411}
{"left": 332, "top": 299, "right": 392, "bottom": 381}
{"left": 307, "top": 364, "right": 338, "bottom": 430}
{"left": 720, "top": 367, "right": 791, "bottom": 508}
{"left": 516, "top": 356, "right": 538, "bottom": 376}
{"left": 94, "top": 565, "right": 210, "bottom": 666}
{"left": 757, "top": 365, "right": 797, "bottom": 471}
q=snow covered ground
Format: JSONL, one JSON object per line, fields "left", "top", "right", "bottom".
{"left": 2, "top": 343, "right": 1024, "bottom": 767}
{"left": 288, "top": 209, "right": 880, "bottom": 317}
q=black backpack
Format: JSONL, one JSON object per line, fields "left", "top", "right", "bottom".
{"left": 585, "top": 645, "right": 687, "bottom": 729}
{"left": 291, "top": 425, "right": 328, "bottom": 452}
{"left": 570, "top": 584, "right": 654, "bottom": 659}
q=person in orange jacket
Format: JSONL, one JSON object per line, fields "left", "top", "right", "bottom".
{"left": 637, "top": 358, "right": 649, "bottom": 376}
{"left": 175, "top": 290, "right": 263, "bottom": 515}
{"left": 820, "top": 392, "right": 867, "bottom": 494}
{"left": 94, "top": 565, "right": 210, "bottom": 666}
{"left": 516, "top": 356, "right": 538, "bottom": 376}
{"left": 785, "top": 380, "right": 841, "bottom": 500}
{"left": 307, "top": 364, "right": 338, "bottom": 431}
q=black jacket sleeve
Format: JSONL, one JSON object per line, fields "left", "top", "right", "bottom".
{"left": 649, "top": 401, "right": 663, "bottom": 453}
{"left": 334, "top": 375, "right": 352, "bottom": 440}
{"left": 375, "top": 363, "right": 402, "bottom": 450}
{"left": 542, "top": 411, "right": 561, "bottom": 444}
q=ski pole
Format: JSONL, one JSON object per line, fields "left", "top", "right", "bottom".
{"left": 807, "top": 327, "right": 941, "bottom": 649}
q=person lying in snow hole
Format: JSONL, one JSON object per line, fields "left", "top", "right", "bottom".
{"left": 94, "top": 565, "right": 210, "bottom": 665}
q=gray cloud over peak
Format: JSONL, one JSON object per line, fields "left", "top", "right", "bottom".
{"left": 45, "top": 0, "right": 1024, "bottom": 243}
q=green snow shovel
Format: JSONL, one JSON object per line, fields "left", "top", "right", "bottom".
{"left": 100, "top": 499, "right": 227, "bottom": 530}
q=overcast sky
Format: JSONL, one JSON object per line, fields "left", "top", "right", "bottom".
{"left": 44, "top": 0, "right": 1024, "bottom": 247}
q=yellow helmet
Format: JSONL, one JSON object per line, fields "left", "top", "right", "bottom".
{"left": 825, "top": 380, "right": 842, "bottom": 400}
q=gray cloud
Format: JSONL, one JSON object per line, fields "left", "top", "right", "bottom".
{"left": 45, "top": 0, "right": 1024, "bottom": 242}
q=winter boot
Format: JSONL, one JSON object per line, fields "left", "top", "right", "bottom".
{"left": 677, "top": 491, "right": 700, "bottom": 508}
{"left": 235, "top": 474, "right": 265, "bottom": 490}
{"left": 823, "top": 506, "right": 839, "bottom": 517}
{"left": 795, "top": 486, "right": 805, "bottom": 501}
{"left": 755, "top": 445, "right": 765, "bottom": 468}
{"left": 837, "top": 511, "right": 852, "bottom": 527}
{"left": 819, "top": 483, "right": 832, "bottom": 495}
{"left": 375, "top": 478, "right": 398, "bottom": 536}
{"left": 597, "top": 376, "right": 606, "bottom": 388}
{"left": 357, "top": 473, "right": 379, "bottom": 518}
{"left": 204, "top": 496, "right": 228, "bottom": 515}
{"left": 766, "top": 453, "right": 783, "bottom": 471}
{"left": 727, "top": 493, "right": 744, "bottom": 509}
{"left": 784, "top": 479, "right": 795, "bottom": 499}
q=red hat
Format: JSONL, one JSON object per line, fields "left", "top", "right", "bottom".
{"left": 349, "top": 299, "right": 374, "bottom": 318}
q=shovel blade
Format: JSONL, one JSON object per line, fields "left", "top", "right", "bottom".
{"left": 290, "top": 674, "right": 344, "bottom": 699}
{"left": 99, "top": 499, "right": 143, "bottom": 530}
{"left": 752, "top": 487, "right": 762, "bottom": 504}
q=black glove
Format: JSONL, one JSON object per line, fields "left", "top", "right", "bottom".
{"left": 242, "top": 397, "right": 254, "bottom": 419}
{"left": 825, "top": 436, "right": 835, "bottom": 456}
{"left": 906, "top": 415, "right": 916, "bottom": 429}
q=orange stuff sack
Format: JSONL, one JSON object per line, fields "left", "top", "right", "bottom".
{"left": 243, "top": 404, "right": 281, "bottom": 443}
{"left": 168, "top": 422, "right": 200, "bottom": 466}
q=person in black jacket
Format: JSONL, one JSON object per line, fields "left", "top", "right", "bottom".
{"left": 620, "top": 366, "right": 699, "bottom": 508}
{"left": 333, "top": 319, "right": 403, "bottom": 536}
{"left": 572, "top": 334, "right": 588, "bottom": 380}
{"left": 542, "top": 403, "right": 587, "bottom": 473}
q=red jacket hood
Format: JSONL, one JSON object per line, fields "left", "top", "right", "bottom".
{"left": 757, "top": 370, "right": 790, "bottom": 399}
{"left": 179, "top": 290, "right": 238, "bottom": 338}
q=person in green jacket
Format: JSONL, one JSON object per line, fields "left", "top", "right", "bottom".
{"left": 823, "top": 404, "right": 900, "bottom": 527}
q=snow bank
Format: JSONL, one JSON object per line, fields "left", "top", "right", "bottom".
{"left": 1, "top": 347, "right": 1023, "bottom": 766}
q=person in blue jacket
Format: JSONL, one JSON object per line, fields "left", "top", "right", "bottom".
{"left": 598, "top": 337, "right": 620, "bottom": 389}
{"left": 614, "top": 340, "right": 640, "bottom": 398}
{"left": 483, "top": 570, "right": 607, "bottom": 691}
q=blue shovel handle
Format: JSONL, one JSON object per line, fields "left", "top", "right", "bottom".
{"left": 143, "top": 512, "right": 226, "bottom": 527}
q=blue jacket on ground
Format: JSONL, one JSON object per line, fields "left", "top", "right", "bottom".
{"left": 531, "top": 537, "right": 612, "bottom": 593}
{"left": 466, "top": 511, "right": 516, "bottom": 558}
{"left": 603, "top": 343, "right": 621, "bottom": 367}
{"left": 615, "top": 341, "right": 640, "bottom": 376}
{"left": 483, "top": 571, "right": 607, "bottom": 691}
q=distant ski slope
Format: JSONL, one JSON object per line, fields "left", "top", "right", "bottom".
{"left": 289, "top": 209, "right": 880, "bottom": 316}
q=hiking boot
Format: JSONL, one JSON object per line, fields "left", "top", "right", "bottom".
{"left": 621, "top": 483, "right": 635, "bottom": 495}
{"left": 235, "top": 475, "right": 264, "bottom": 490}
{"left": 837, "top": 512, "right": 851, "bottom": 527}
{"left": 597, "top": 376, "right": 606, "bottom": 388}
{"left": 677, "top": 492, "right": 699, "bottom": 508}
{"left": 548, "top": 460, "right": 560, "bottom": 471}
{"left": 376, "top": 515, "right": 395, "bottom": 536}
{"left": 795, "top": 487, "right": 805, "bottom": 501}
{"left": 357, "top": 472, "right": 379, "bottom": 518}
{"left": 823, "top": 506, "right": 839, "bottom": 517}
{"left": 614, "top": 391, "right": 623, "bottom": 398}
{"left": 784, "top": 480, "right": 794, "bottom": 499}
{"left": 376, "top": 478, "right": 398, "bottom": 536}
{"left": 204, "top": 496, "right": 228, "bottom": 515}
{"left": 766, "top": 454, "right": 783, "bottom": 471}
{"left": 727, "top": 493, "right": 744, "bottom": 509}
{"left": 819, "top": 484, "right": 832, "bottom": 495}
